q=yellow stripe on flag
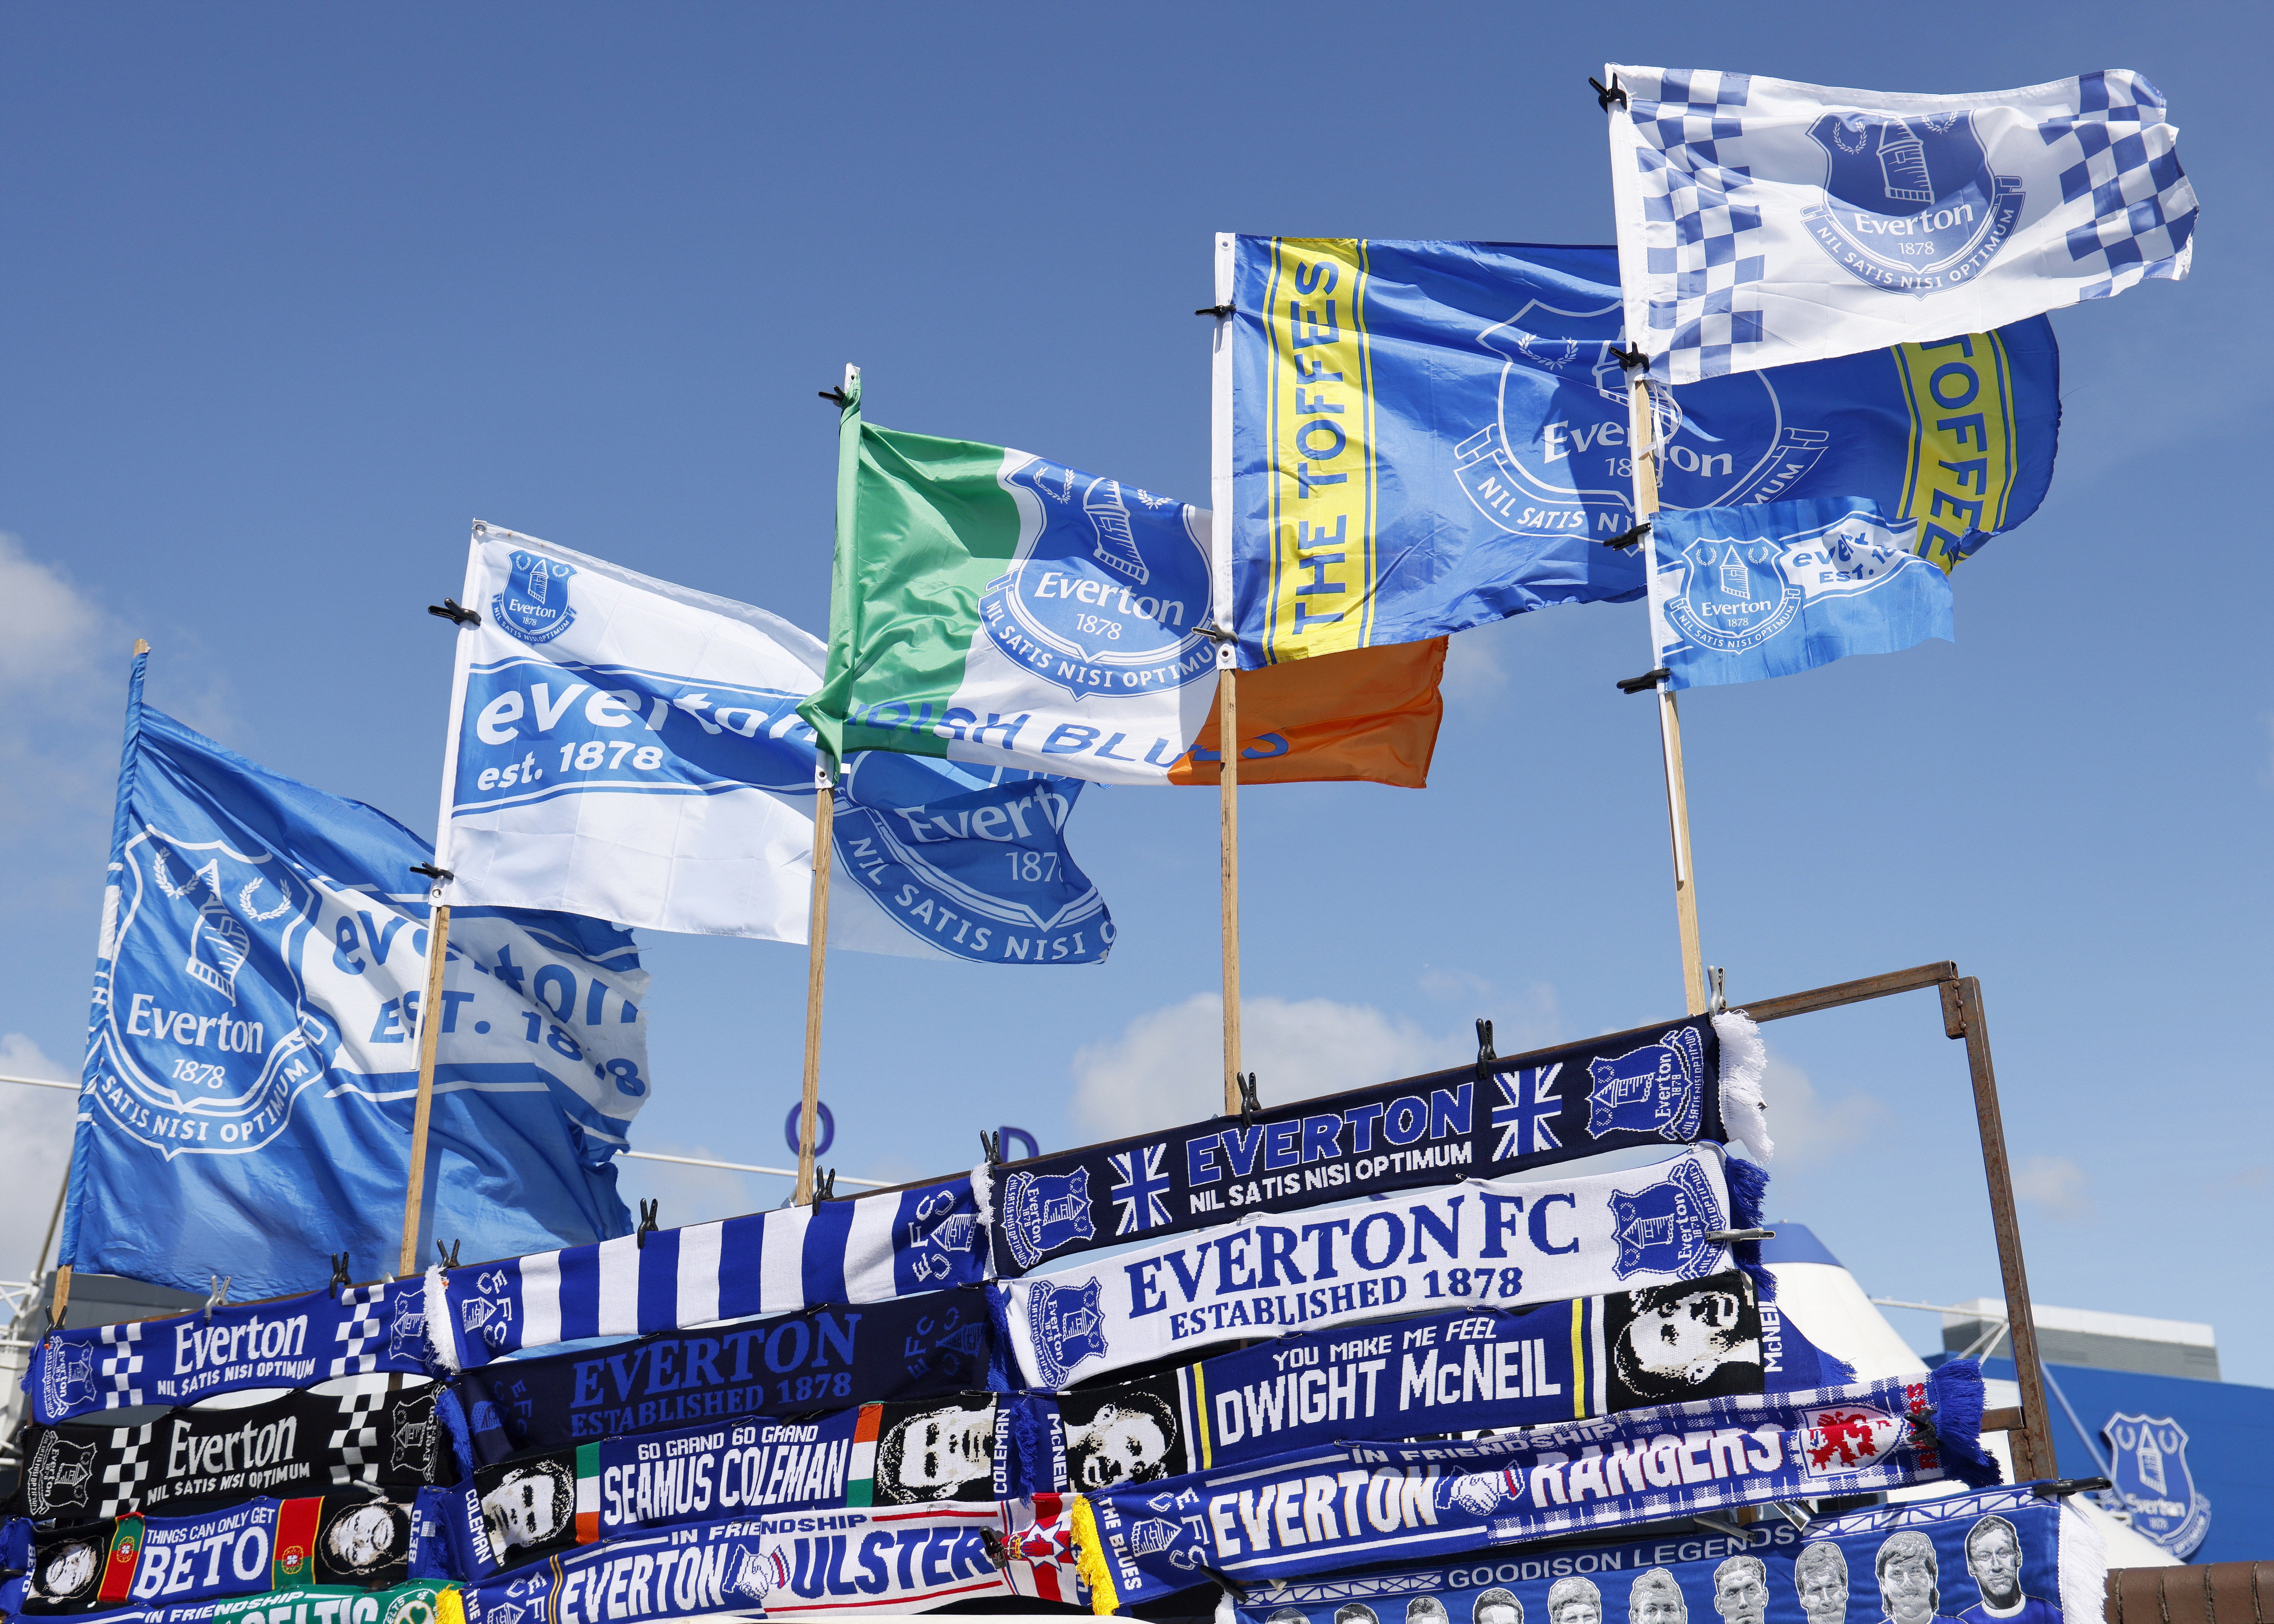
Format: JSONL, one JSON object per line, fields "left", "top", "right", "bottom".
{"left": 1894, "top": 331, "right": 2017, "bottom": 573}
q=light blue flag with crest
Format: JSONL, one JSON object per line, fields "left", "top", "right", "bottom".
{"left": 63, "top": 653, "right": 653, "bottom": 1301}
{"left": 1648, "top": 495, "right": 1954, "bottom": 688}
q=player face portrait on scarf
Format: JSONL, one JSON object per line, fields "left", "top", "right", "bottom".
{"left": 1797, "top": 1541, "right": 1851, "bottom": 1624}
{"left": 1609, "top": 1275, "right": 1762, "bottom": 1403}
{"left": 1875, "top": 1532, "right": 1944, "bottom": 1624}
{"left": 1474, "top": 1588, "right": 1523, "bottom": 1624}
{"left": 1715, "top": 1557, "right": 1769, "bottom": 1624}
{"left": 1549, "top": 1576, "right": 1603, "bottom": 1624}
{"left": 481, "top": 1461, "right": 573, "bottom": 1558}
{"left": 879, "top": 1398, "right": 996, "bottom": 1500}
{"left": 326, "top": 1500, "right": 407, "bottom": 1575}
{"left": 1631, "top": 1569, "right": 1688, "bottom": 1624}
{"left": 1065, "top": 1394, "right": 1177, "bottom": 1489}
{"left": 1965, "top": 1517, "right": 2026, "bottom": 1611}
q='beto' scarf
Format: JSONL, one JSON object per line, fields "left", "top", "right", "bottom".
{"left": 980, "top": 1013, "right": 1771, "bottom": 1276}
{"left": 447, "top": 1503, "right": 1009, "bottom": 1623}
{"left": 15, "top": 1384, "right": 449, "bottom": 1521}
{"left": 438, "top": 1285, "right": 997, "bottom": 1468}
{"left": 426, "top": 1176, "right": 982, "bottom": 1371}
{"left": 3, "top": 1494, "right": 421, "bottom": 1614}
{"left": 1027, "top": 1270, "right": 1848, "bottom": 1492}
{"left": 995, "top": 1145, "right": 1768, "bottom": 1389}
{"left": 1072, "top": 1364, "right": 1994, "bottom": 1610}
{"left": 28, "top": 1283, "right": 434, "bottom": 1425}
{"left": 1224, "top": 1482, "right": 2103, "bottom": 1624}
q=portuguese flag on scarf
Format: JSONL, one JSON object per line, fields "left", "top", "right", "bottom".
{"left": 800, "top": 370, "right": 1443, "bottom": 787}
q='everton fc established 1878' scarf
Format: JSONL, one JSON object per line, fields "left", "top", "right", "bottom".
{"left": 1025, "top": 1270, "right": 1848, "bottom": 1490}
{"left": 27, "top": 1282, "right": 434, "bottom": 1424}
{"left": 427, "top": 1176, "right": 982, "bottom": 1371}
{"left": 15, "top": 1383, "right": 449, "bottom": 1520}
{"left": 1073, "top": 1364, "right": 1993, "bottom": 1610}
{"left": 981, "top": 1014, "right": 1771, "bottom": 1276}
{"left": 439, "top": 1285, "right": 998, "bottom": 1467}
{"left": 1224, "top": 1482, "right": 2104, "bottom": 1624}
{"left": 995, "top": 1145, "right": 1767, "bottom": 1389}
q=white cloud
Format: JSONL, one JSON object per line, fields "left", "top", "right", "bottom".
{"left": 0, "top": 1035, "right": 78, "bottom": 1278}
{"left": 1756, "top": 1051, "right": 1895, "bottom": 1171}
{"left": 0, "top": 536, "right": 107, "bottom": 690}
{"left": 1071, "top": 994, "right": 1473, "bottom": 1139}
{"left": 2012, "top": 1154, "right": 2092, "bottom": 1222}
{"left": 1439, "top": 621, "right": 1516, "bottom": 703}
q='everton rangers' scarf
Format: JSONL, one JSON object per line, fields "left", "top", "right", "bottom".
{"left": 447, "top": 1503, "right": 1009, "bottom": 1623}
{"left": 416, "top": 1394, "right": 1046, "bottom": 1584}
{"left": 1072, "top": 1364, "right": 1993, "bottom": 1610}
{"left": 426, "top": 1176, "right": 981, "bottom": 1371}
{"left": 1028, "top": 1270, "right": 1849, "bottom": 1490}
{"left": 440, "top": 1285, "right": 996, "bottom": 1467}
{"left": 15, "top": 1384, "right": 449, "bottom": 1520}
{"left": 996, "top": 1145, "right": 1767, "bottom": 1388}
{"left": 28, "top": 1282, "right": 434, "bottom": 1424}
{"left": 4, "top": 1494, "right": 421, "bottom": 1614}
{"left": 1223, "top": 1482, "right": 2105, "bottom": 1624}
{"left": 981, "top": 1013, "right": 1771, "bottom": 1276}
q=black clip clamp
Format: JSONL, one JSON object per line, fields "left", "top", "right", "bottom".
{"left": 812, "top": 1168, "right": 838, "bottom": 1203}
{"left": 328, "top": 1253, "right": 352, "bottom": 1299}
{"left": 819, "top": 386, "right": 850, "bottom": 407}
{"left": 435, "top": 1239, "right": 462, "bottom": 1270}
{"left": 636, "top": 1199, "right": 660, "bottom": 1250}
{"left": 1616, "top": 667, "right": 1671, "bottom": 695}
{"left": 1474, "top": 1018, "right": 1498, "bottom": 1084}
{"left": 203, "top": 1274, "right": 231, "bottom": 1324}
{"left": 410, "top": 862, "right": 453, "bottom": 885}
{"left": 2035, "top": 1477, "right": 2114, "bottom": 1498}
{"left": 1235, "top": 1072, "right": 1261, "bottom": 1127}
{"left": 427, "top": 599, "right": 481, "bottom": 628}
{"left": 1590, "top": 74, "right": 1628, "bottom": 111}
{"left": 1602, "top": 522, "right": 1651, "bottom": 552}
{"left": 980, "top": 1129, "right": 1003, "bottom": 1168}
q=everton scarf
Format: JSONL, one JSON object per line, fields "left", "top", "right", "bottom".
{"left": 440, "top": 1285, "right": 996, "bottom": 1468}
{"left": 1073, "top": 1364, "right": 1994, "bottom": 1610}
{"left": 995, "top": 1144, "right": 1767, "bottom": 1389}
{"left": 426, "top": 1176, "right": 981, "bottom": 1371}
{"left": 981, "top": 1013, "right": 1772, "bottom": 1276}
{"left": 447, "top": 1503, "right": 1009, "bottom": 1623}
{"left": 1025, "top": 1270, "right": 1850, "bottom": 1491}
{"left": 28, "top": 1282, "right": 434, "bottom": 1424}
{"left": 15, "top": 1383, "right": 449, "bottom": 1521}
{"left": 1225, "top": 1483, "right": 2103, "bottom": 1624}
{"left": 416, "top": 1393, "right": 1044, "bottom": 1584}
{"left": 0, "top": 1582, "right": 458, "bottom": 1624}
{"left": 4, "top": 1494, "right": 420, "bottom": 1614}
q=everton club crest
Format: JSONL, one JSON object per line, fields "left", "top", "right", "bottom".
{"left": 1607, "top": 1159, "right": 1723, "bottom": 1280}
{"left": 1587, "top": 1027, "right": 1706, "bottom": 1142}
{"left": 492, "top": 549, "right": 578, "bottom": 645}
{"left": 1801, "top": 110, "right": 2025, "bottom": 296}
{"left": 1662, "top": 511, "right": 1914, "bottom": 657}
{"left": 1025, "top": 1276, "right": 1109, "bottom": 1388}
{"left": 999, "top": 1168, "right": 1097, "bottom": 1271}
{"left": 2104, "top": 1413, "right": 2210, "bottom": 1557}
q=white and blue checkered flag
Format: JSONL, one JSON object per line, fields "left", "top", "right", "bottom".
{"left": 1604, "top": 65, "right": 2195, "bottom": 382}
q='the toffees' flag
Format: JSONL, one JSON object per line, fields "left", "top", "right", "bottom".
{"left": 436, "top": 524, "right": 1113, "bottom": 965}
{"left": 1213, "top": 236, "right": 2057, "bottom": 666}
{"left": 1650, "top": 496, "right": 1955, "bottom": 688}
{"left": 65, "top": 654, "right": 649, "bottom": 1300}
{"left": 1603, "top": 65, "right": 2194, "bottom": 382}
{"left": 801, "top": 372, "right": 1447, "bottom": 787}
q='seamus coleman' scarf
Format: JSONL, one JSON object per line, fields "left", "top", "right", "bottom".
{"left": 994, "top": 1144, "right": 1767, "bottom": 1389}
{"left": 979, "top": 1012, "right": 1772, "bottom": 1276}
{"left": 1224, "top": 1482, "right": 2105, "bottom": 1624}
{"left": 1072, "top": 1363, "right": 1995, "bottom": 1610}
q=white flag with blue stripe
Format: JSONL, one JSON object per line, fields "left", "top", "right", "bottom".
{"left": 1604, "top": 65, "right": 2195, "bottom": 382}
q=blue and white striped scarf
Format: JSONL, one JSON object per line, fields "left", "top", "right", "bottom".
{"left": 426, "top": 1176, "right": 981, "bottom": 1370}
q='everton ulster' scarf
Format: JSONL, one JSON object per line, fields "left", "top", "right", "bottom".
{"left": 16, "top": 1383, "right": 448, "bottom": 1521}
{"left": 28, "top": 1282, "right": 434, "bottom": 1424}
{"left": 1026, "top": 1269, "right": 1848, "bottom": 1490}
{"left": 1073, "top": 1364, "right": 1994, "bottom": 1610}
{"left": 980, "top": 1013, "right": 1772, "bottom": 1276}
{"left": 426, "top": 1175, "right": 982, "bottom": 1371}
{"left": 1224, "top": 1482, "right": 2105, "bottom": 1624}
{"left": 438, "top": 1285, "right": 997, "bottom": 1468}
{"left": 996, "top": 1145, "right": 1767, "bottom": 1389}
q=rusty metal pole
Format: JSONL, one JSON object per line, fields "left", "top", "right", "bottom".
{"left": 1942, "top": 974, "right": 2057, "bottom": 1482}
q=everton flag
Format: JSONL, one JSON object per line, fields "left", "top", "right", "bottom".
{"left": 435, "top": 523, "right": 1112, "bottom": 965}
{"left": 1212, "top": 237, "right": 2056, "bottom": 669}
{"left": 64, "top": 655, "right": 649, "bottom": 1301}
{"left": 1604, "top": 66, "right": 2194, "bottom": 382}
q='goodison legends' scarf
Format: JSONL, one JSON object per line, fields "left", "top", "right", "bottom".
{"left": 4, "top": 1494, "right": 421, "bottom": 1614}
{"left": 1224, "top": 1482, "right": 2105, "bottom": 1624}
{"left": 1027, "top": 1270, "right": 1850, "bottom": 1491}
{"left": 15, "top": 1384, "right": 449, "bottom": 1521}
{"left": 995, "top": 1145, "right": 1767, "bottom": 1389}
{"left": 28, "top": 1282, "right": 434, "bottom": 1424}
{"left": 438, "top": 1285, "right": 997, "bottom": 1468}
{"left": 1072, "top": 1364, "right": 1994, "bottom": 1610}
{"left": 447, "top": 1503, "right": 1009, "bottom": 1624}
{"left": 980, "top": 1013, "right": 1772, "bottom": 1276}
{"left": 426, "top": 1177, "right": 981, "bottom": 1371}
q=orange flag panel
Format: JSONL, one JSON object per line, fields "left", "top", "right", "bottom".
{"left": 1168, "top": 638, "right": 1446, "bottom": 789}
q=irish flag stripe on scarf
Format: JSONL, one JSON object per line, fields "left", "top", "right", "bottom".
{"left": 802, "top": 371, "right": 1219, "bottom": 785}
{"left": 576, "top": 1443, "right": 600, "bottom": 1543}
{"left": 846, "top": 1403, "right": 884, "bottom": 1507}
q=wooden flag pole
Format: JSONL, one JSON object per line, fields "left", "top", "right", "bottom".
{"left": 1218, "top": 656, "right": 1243, "bottom": 1114}
{"left": 795, "top": 761, "right": 836, "bottom": 1205}
{"left": 1627, "top": 372, "right": 1708, "bottom": 1015}
{"left": 397, "top": 899, "right": 453, "bottom": 1277}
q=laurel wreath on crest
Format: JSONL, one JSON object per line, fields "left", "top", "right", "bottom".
{"left": 1831, "top": 115, "right": 1869, "bottom": 154}
{"left": 148, "top": 846, "right": 292, "bottom": 922}
{"left": 1514, "top": 332, "right": 1581, "bottom": 370}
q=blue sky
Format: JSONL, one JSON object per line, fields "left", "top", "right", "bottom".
{"left": 2, "top": 2, "right": 2267, "bottom": 1382}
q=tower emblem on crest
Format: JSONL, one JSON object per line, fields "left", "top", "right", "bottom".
{"left": 1025, "top": 1276, "right": 1109, "bottom": 1388}
{"left": 1586, "top": 1027, "right": 1706, "bottom": 1142}
{"left": 2104, "top": 1413, "right": 2210, "bottom": 1557}
{"left": 492, "top": 550, "right": 578, "bottom": 645}
{"left": 999, "top": 1168, "right": 1097, "bottom": 1271}
{"left": 1607, "top": 1159, "right": 1724, "bottom": 1279}
{"left": 1800, "top": 109, "right": 2026, "bottom": 296}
